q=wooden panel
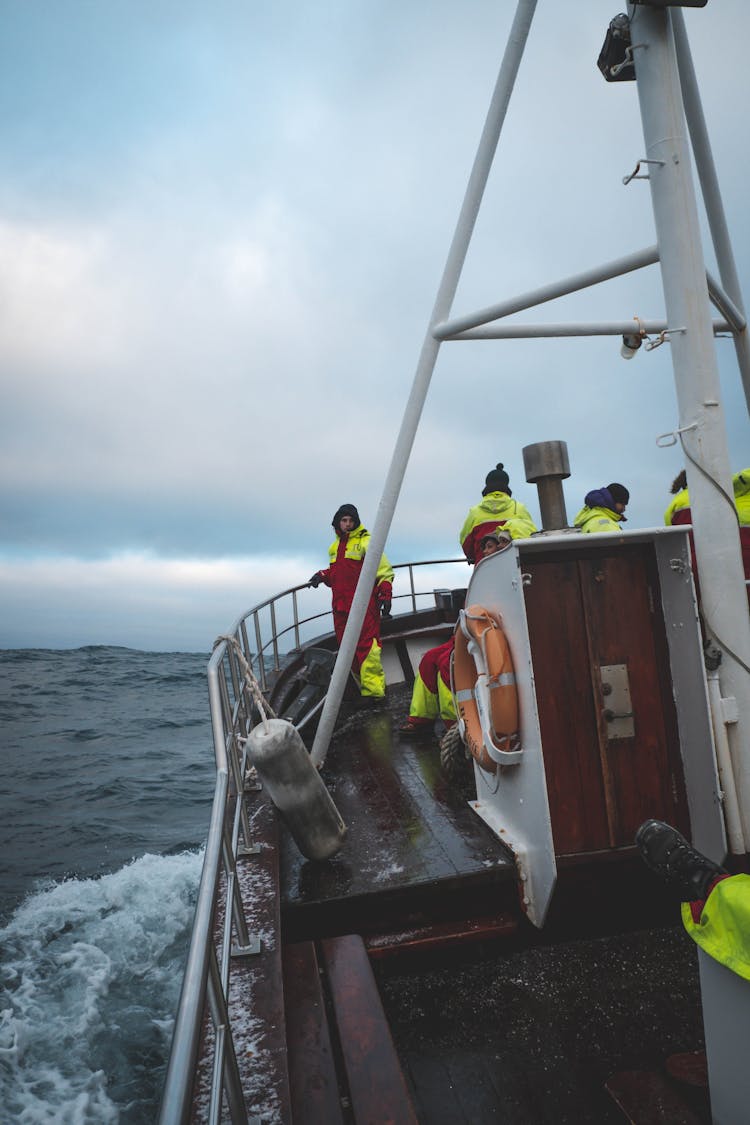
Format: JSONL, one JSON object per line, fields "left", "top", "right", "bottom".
{"left": 321, "top": 934, "right": 418, "bottom": 1125}
{"left": 523, "top": 556, "right": 610, "bottom": 853}
{"left": 580, "top": 548, "right": 686, "bottom": 845}
{"left": 282, "top": 942, "right": 344, "bottom": 1125}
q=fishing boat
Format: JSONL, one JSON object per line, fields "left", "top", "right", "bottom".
{"left": 159, "top": 3, "right": 750, "bottom": 1122}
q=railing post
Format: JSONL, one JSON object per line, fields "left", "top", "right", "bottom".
{"left": 206, "top": 943, "right": 247, "bottom": 1125}
{"left": 253, "top": 614, "right": 265, "bottom": 692}
{"left": 292, "top": 589, "right": 300, "bottom": 650}
{"left": 269, "top": 601, "right": 280, "bottom": 671}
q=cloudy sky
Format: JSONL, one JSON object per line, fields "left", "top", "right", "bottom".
{"left": 1, "top": 1, "right": 748, "bottom": 651}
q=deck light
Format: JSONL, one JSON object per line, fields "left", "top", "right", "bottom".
{"left": 597, "top": 14, "right": 635, "bottom": 82}
{"left": 620, "top": 332, "right": 643, "bottom": 360}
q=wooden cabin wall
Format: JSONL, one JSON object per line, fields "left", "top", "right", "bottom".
{"left": 522, "top": 543, "right": 689, "bottom": 858}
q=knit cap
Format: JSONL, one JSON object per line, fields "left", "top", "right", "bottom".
{"left": 482, "top": 463, "right": 511, "bottom": 496}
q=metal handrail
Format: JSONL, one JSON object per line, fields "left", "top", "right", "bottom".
{"left": 158, "top": 558, "right": 465, "bottom": 1123}
{"left": 237, "top": 558, "right": 465, "bottom": 691}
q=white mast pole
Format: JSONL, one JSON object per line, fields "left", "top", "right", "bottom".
{"left": 629, "top": 2, "right": 750, "bottom": 844}
{"left": 310, "top": 0, "right": 539, "bottom": 768}
{"left": 671, "top": 8, "right": 750, "bottom": 416}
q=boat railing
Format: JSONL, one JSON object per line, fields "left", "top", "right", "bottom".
{"left": 158, "top": 557, "right": 465, "bottom": 1123}
{"left": 228, "top": 556, "right": 467, "bottom": 693}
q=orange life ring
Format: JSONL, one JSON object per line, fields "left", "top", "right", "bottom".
{"left": 450, "top": 604, "right": 520, "bottom": 772}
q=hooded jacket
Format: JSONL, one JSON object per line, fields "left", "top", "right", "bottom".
{"left": 574, "top": 488, "right": 626, "bottom": 534}
{"left": 664, "top": 487, "right": 692, "bottom": 528}
{"left": 665, "top": 471, "right": 750, "bottom": 528}
{"left": 318, "top": 523, "right": 394, "bottom": 614}
{"left": 459, "top": 492, "right": 537, "bottom": 563}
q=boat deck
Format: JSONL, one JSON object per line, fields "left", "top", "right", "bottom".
{"left": 279, "top": 683, "right": 519, "bottom": 943}
{"left": 269, "top": 686, "right": 708, "bottom": 1124}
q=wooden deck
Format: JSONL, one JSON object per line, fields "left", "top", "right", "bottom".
{"left": 278, "top": 684, "right": 519, "bottom": 943}
{"left": 225, "top": 683, "right": 710, "bottom": 1124}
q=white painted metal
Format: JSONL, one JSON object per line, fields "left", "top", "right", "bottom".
{"left": 463, "top": 545, "right": 556, "bottom": 930}
{"left": 628, "top": 2, "right": 750, "bottom": 844}
{"left": 707, "top": 670, "right": 746, "bottom": 854}
{"left": 449, "top": 317, "right": 727, "bottom": 340}
{"left": 672, "top": 8, "right": 750, "bottom": 414}
{"left": 433, "top": 245, "right": 660, "bottom": 339}
{"left": 697, "top": 948, "right": 750, "bottom": 1125}
{"left": 309, "top": 0, "right": 540, "bottom": 768}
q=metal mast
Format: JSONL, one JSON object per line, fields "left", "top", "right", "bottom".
{"left": 311, "top": 0, "right": 750, "bottom": 843}
{"left": 628, "top": 0, "right": 750, "bottom": 844}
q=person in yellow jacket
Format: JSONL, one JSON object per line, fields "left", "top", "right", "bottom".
{"left": 736, "top": 469, "right": 750, "bottom": 595}
{"left": 573, "top": 483, "right": 629, "bottom": 533}
{"left": 665, "top": 468, "right": 750, "bottom": 604}
{"left": 309, "top": 503, "right": 394, "bottom": 699}
{"left": 399, "top": 532, "right": 509, "bottom": 738}
{"left": 459, "top": 463, "right": 537, "bottom": 563}
{"left": 636, "top": 819, "right": 750, "bottom": 982}
{"left": 664, "top": 468, "right": 690, "bottom": 528}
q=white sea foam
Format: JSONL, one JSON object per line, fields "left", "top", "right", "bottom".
{"left": 0, "top": 849, "right": 203, "bottom": 1123}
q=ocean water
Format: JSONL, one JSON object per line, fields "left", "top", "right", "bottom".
{"left": 0, "top": 647, "right": 215, "bottom": 1123}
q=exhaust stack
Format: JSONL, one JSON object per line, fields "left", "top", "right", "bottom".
{"left": 523, "top": 441, "right": 570, "bottom": 531}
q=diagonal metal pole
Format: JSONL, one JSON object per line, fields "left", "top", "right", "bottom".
{"left": 310, "top": 0, "right": 539, "bottom": 768}
{"left": 672, "top": 8, "right": 750, "bottom": 416}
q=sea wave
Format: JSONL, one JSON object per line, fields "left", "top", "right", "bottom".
{"left": 0, "top": 850, "right": 203, "bottom": 1124}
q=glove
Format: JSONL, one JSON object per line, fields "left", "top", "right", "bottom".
{"left": 308, "top": 572, "right": 322, "bottom": 588}
{"left": 380, "top": 600, "right": 392, "bottom": 618}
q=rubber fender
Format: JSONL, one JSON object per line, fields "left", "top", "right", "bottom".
{"left": 247, "top": 718, "right": 347, "bottom": 860}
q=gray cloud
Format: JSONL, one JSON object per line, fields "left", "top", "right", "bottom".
{"left": 0, "top": 2, "right": 747, "bottom": 648}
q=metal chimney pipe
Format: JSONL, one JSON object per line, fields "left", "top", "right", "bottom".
{"left": 523, "top": 440, "right": 570, "bottom": 531}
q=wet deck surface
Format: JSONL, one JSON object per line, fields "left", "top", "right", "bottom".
{"left": 377, "top": 924, "right": 707, "bottom": 1124}
{"left": 271, "top": 684, "right": 709, "bottom": 1123}
{"left": 279, "top": 684, "right": 517, "bottom": 939}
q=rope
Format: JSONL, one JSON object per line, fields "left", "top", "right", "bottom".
{"left": 656, "top": 429, "right": 749, "bottom": 677}
{"left": 213, "top": 633, "right": 277, "bottom": 734}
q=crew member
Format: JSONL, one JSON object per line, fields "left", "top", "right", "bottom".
{"left": 459, "top": 463, "right": 537, "bottom": 563}
{"left": 309, "top": 504, "right": 393, "bottom": 699}
{"left": 665, "top": 468, "right": 750, "bottom": 605}
{"left": 400, "top": 533, "right": 508, "bottom": 738}
{"left": 573, "top": 483, "right": 629, "bottom": 533}
{"left": 636, "top": 819, "right": 750, "bottom": 981}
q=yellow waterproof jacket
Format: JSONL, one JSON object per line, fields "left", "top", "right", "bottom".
{"left": 573, "top": 505, "right": 623, "bottom": 534}
{"left": 735, "top": 469, "right": 750, "bottom": 526}
{"left": 664, "top": 487, "right": 691, "bottom": 527}
{"left": 459, "top": 492, "right": 537, "bottom": 562}
{"left": 320, "top": 524, "right": 394, "bottom": 614}
{"left": 665, "top": 471, "right": 750, "bottom": 526}
{"left": 682, "top": 874, "right": 750, "bottom": 982}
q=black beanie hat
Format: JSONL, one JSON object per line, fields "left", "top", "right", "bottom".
{"left": 607, "top": 482, "right": 630, "bottom": 506}
{"left": 482, "top": 463, "right": 511, "bottom": 497}
{"left": 332, "top": 503, "right": 360, "bottom": 530}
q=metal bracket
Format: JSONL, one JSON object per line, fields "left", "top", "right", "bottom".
{"left": 237, "top": 842, "right": 263, "bottom": 857}
{"left": 721, "top": 695, "right": 739, "bottom": 725}
{"left": 232, "top": 936, "right": 263, "bottom": 958}
{"left": 600, "top": 663, "right": 635, "bottom": 740}
{"left": 623, "top": 157, "right": 666, "bottom": 185}
{"left": 644, "top": 326, "right": 686, "bottom": 351}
